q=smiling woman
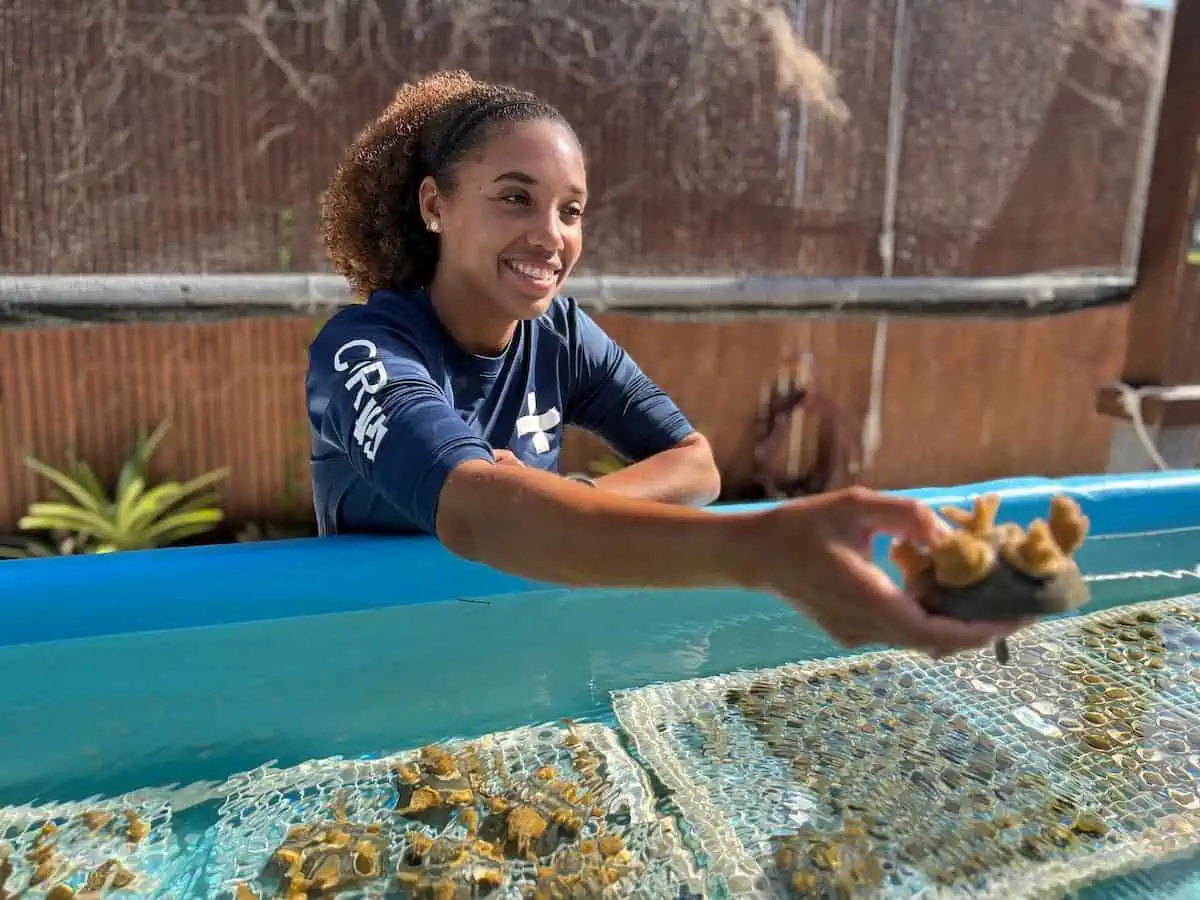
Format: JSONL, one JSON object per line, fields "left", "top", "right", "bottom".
{"left": 307, "top": 69, "right": 1024, "bottom": 661}
{"left": 310, "top": 69, "right": 722, "bottom": 538}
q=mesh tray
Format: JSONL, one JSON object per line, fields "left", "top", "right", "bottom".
{"left": 0, "top": 791, "right": 193, "bottom": 898}
{"left": 613, "top": 596, "right": 1200, "bottom": 899}
{"left": 206, "top": 721, "right": 703, "bottom": 899}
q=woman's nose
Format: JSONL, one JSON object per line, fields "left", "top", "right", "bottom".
{"left": 526, "top": 213, "right": 564, "bottom": 250}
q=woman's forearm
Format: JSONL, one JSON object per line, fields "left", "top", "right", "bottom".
{"left": 435, "top": 459, "right": 757, "bottom": 589}
{"left": 593, "top": 434, "right": 721, "bottom": 507}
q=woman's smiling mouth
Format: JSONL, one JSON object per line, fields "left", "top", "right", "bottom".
{"left": 504, "top": 258, "right": 561, "bottom": 291}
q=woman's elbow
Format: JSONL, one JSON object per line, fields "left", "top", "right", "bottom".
{"left": 695, "top": 461, "right": 722, "bottom": 507}
{"left": 681, "top": 433, "right": 722, "bottom": 506}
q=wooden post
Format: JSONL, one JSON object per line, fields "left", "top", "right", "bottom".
{"left": 1096, "top": 0, "right": 1200, "bottom": 471}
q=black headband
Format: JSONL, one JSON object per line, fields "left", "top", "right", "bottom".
{"left": 423, "top": 96, "right": 543, "bottom": 173}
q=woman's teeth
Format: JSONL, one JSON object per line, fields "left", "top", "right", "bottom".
{"left": 507, "top": 260, "right": 558, "bottom": 284}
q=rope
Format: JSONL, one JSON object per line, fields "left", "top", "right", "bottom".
{"left": 1105, "top": 380, "right": 1170, "bottom": 472}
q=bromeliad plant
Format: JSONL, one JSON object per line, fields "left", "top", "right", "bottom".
{"left": 0, "top": 420, "right": 229, "bottom": 557}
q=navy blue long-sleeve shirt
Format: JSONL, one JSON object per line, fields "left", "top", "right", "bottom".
{"left": 305, "top": 288, "right": 696, "bottom": 535}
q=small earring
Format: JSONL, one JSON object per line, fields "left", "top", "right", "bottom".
{"left": 427, "top": 220, "right": 440, "bottom": 233}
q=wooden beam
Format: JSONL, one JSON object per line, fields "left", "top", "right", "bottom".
{"left": 1121, "top": 0, "right": 1200, "bottom": 379}
{"left": 1097, "top": 0, "right": 1200, "bottom": 428}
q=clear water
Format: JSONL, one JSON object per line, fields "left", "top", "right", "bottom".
{"left": 2, "top": 525, "right": 1198, "bottom": 897}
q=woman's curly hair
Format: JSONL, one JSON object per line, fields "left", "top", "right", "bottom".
{"left": 321, "top": 70, "right": 573, "bottom": 298}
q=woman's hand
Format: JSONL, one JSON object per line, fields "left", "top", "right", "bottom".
{"left": 747, "top": 487, "right": 1021, "bottom": 657}
{"left": 592, "top": 433, "right": 721, "bottom": 507}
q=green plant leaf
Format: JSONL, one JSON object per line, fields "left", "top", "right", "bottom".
{"left": 65, "top": 455, "right": 110, "bottom": 506}
{"left": 135, "top": 420, "right": 172, "bottom": 469}
{"left": 23, "top": 456, "right": 106, "bottom": 514}
{"left": 123, "top": 482, "right": 186, "bottom": 531}
{"left": 130, "top": 480, "right": 182, "bottom": 509}
{"left": 117, "top": 419, "right": 172, "bottom": 499}
{"left": 113, "top": 475, "right": 148, "bottom": 536}
{"left": 138, "top": 508, "right": 224, "bottom": 547}
{"left": 20, "top": 502, "right": 120, "bottom": 542}
{"left": 173, "top": 491, "right": 224, "bottom": 514}
{"left": 170, "top": 467, "right": 230, "bottom": 505}
{"left": 141, "top": 520, "right": 224, "bottom": 548}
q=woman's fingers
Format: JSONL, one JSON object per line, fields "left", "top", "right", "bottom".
{"left": 834, "top": 488, "right": 946, "bottom": 546}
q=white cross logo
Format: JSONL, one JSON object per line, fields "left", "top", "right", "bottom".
{"left": 515, "top": 391, "right": 561, "bottom": 454}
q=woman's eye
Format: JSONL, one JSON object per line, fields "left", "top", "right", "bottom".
{"left": 496, "top": 194, "right": 583, "bottom": 219}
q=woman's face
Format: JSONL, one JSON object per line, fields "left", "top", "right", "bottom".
{"left": 421, "top": 119, "right": 587, "bottom": 323}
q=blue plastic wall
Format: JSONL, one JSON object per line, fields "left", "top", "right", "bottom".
{"left": 3, "top": 469, "right": 1199, "bottom": 648}
{"left": 1, "top": 469, "right": 1199, "bottom": 806}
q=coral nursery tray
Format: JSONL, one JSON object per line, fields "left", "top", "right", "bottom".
{"left": 0, "top": 790, "right": 196, "bottom": 897}
{"left": 205, "top": 720, "right": 702, "bottom": 899}
{"left": 1, "top": 722, "right": 702, "bottom": 899}
{"left": 613, "top": 595, "right": 1200, "bottom": 899}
